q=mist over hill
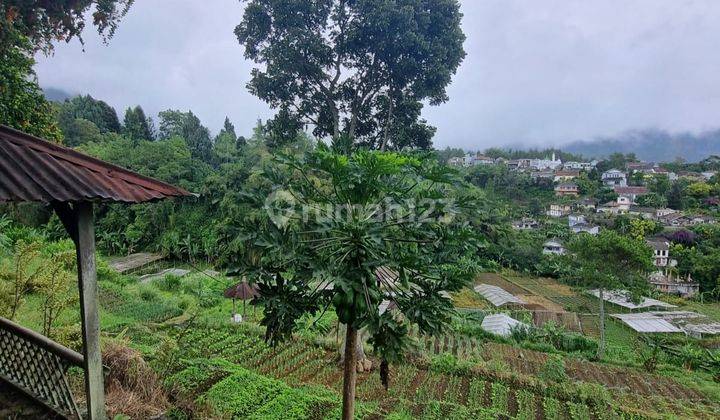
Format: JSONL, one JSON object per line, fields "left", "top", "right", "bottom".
{"left": 42, "top": 86, "right": 75, "bottom": 102}
{"left": 561, "top": 128, "right": 720, "bottom": 162}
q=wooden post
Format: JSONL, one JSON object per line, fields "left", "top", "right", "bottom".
{"left": 75, "top": 202, "right": 106, "bottom": 420}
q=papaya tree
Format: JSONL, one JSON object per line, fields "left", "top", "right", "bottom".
{"left": 231, "top": 146, "right": 482, "bottom": 419}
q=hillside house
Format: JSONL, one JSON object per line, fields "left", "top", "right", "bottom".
{"left": 647, "top": 239, "right": 670, "bottom": 267}
{"left": 659, "top": 212, "right": 684, "bottom": 227}
{"left": 702, "top": 171, "right": 717, "bottom": 181}
{"left": 554, "top": 183, "right": 579, "bottom": 197}
{"left": 542, "top": 239, "right": 566, "bottom": 255}
{"left": 626, "top": 162, "right": 657, "bottom": 174}
{"left": 547, "top": 203, "right": 572, "bottom": 217}
{"left": 507, "top": 158, "right": 531, "bottom": 171}
{"left": 597, "top": 197, "right": 630, "bottom": 214}
{"left": 530, "top": 153, "right": 562, "bottom": 170}
{"left": 571, "top": 223, "right": 599, "bottom": 235}
{"left": 463, "top": 152, "right": 495, "bottom": 166}
{"left": 574, "top": 198, "right": 597, "bottom": 211}
{"left": 601, "top": 169, "right": 627, "bottom": 187}
{"left": 653, "top": 167, "right": 678, "bottom": 181}
{"left": 568, "top": 214, "right": 586, "bottom": 226}
{"left": 614, "top": 186, "right": 648, "bottom": 203}
{"left": 628, "top": 206, "right": 656, "bottom": 219}
{"left": 512, "top": 218, "right": 540, "bottom": 230}
{"left": 530, "top": 170, "right": 554, "bottom": 182}
{"left": 447, "top": 156, "right": 464, "bottom": 167}
{"left": 553, "top": 170, "right": 580, "bottom": 182}
{"left": 563, "top": 161, "right": 597, "bottom": 171}
{"left": 656, "top": 208, "right": 677, "bottom": 218}
{"left": 648, "top": 271, "right": 699, "bottom": 298}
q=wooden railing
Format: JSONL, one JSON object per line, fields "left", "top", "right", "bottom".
{"left": 0, "top": 317, "right": 83, "bottom": 419}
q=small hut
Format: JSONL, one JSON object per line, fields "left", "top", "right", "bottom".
{"left": 224, "top": 281, "right": 259, "bottom": 321}
{"left": 0, "top": 125, "right": 191, "bottom": 419}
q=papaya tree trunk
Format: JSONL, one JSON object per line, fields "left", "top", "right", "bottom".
{"left": 341, "top": 324, "right": 358, "bottom": 420}
{"left": 598, "top": 287, "right": 606, "bottom": 360}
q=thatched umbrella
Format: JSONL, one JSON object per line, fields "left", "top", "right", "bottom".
{"left": 224, "top": 281, "right": 259, "bottom": 317}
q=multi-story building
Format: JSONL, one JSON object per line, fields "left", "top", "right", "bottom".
{"left": 601, "top": 169, "right": 627, "bottom": 187}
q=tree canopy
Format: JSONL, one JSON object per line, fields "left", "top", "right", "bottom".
{"left": 231, "top": 146, "right": 482, "bottom": 418}
{"left": 235, "top": 0, "right": 466, "bottom": 150}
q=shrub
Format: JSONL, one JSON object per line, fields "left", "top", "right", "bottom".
{"left": 538, "top": 355, "right": 567, "bottom": 383}
{"left": 156, "top": 274, "right": 182, "bottom": 292}
{"left": 139, "top": 286, "right": 159, "bottom": 302}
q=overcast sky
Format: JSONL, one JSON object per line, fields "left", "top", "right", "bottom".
{"left": 35, "top": 0, "right": 720, "bottom": 150}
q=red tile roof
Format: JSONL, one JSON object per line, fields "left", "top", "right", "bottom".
{"left": 0, "top": 125, "right": 192, "bottom": 203}
{"left": 613, "top": 186, "right": 648, "bottom": 194}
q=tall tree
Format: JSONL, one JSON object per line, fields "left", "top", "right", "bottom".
{"left": 221, "top": 116, "right": 237, "bottom": 140}
{"left": 123, "top": 105, "right": 153, "bottom": 141}
{"left": 235, "top": 0, "right": 466, "bottom": 150}
{"left": 57, "top": 95, "right": 121, "bottom": 145}
{"left": 158, "top": 110, "right": 213, "bottom": 163}
{"left": 233, "top": 147, "right": 480, "bottom": 419}
{"left": 565, "top": 231, "right": 653, "bottom": 359}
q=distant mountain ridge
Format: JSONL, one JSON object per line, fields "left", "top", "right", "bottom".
{"left": 42, "top": 86, "right": 75, "bottom": 102}
{"left": 561, "top": 128, "right": 720, "bottom": 162}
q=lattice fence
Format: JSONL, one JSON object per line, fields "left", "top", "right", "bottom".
{"left": 0, "top": 317, "right": 82, "bottom": 419}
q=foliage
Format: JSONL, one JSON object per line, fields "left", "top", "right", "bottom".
{"left": 0, "top": 240, "right": 45, "bottom": 319}
{"left": 565, "top": 230, "right": 653, "bottom": 358}
{"left": 231, "top": 147, "right": 482, "bottom": 416}
{"left": 235, "top": 0, "right": 466, "bottom": 149}
{"left": 538, "top": 354, "right": 568, "bottom": 383}
{"left": 636, "top": 192, "right": 667, "bottom": 208}
{"left": 197, "top": 366, "right": 343, "bottom": 419}
{"left": 0, "top": 0, "right": 133, "bottom": 53}
{"left": 56, "top": 95, "right": 122, "bottom": 144}
{"left": 39, "top": 242, "right": 78, "bottom": 338}
{"left": 0, "top": 30, "right": 61, "bottom": 140}
{"left": 158, "top": 110, "right": 214, "bottom": 163}
{"left": 123, "top": 105, "right": 154, "bottom": 142}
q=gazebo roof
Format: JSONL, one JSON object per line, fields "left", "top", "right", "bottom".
{"left": 0, "top": 125, "right": 191, "bottom": 204}
{"left": 224, "top": 281, "right": 259, "bottom": 300}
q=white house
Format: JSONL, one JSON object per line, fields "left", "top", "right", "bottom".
{"left": 530, "top": 153, "right": 562, "bottom": 171}
{"left": 568, "top": 214, "right": 586, "bottom": 227}
{"left": 512, "top": 218, "right": 540, "bottom": 230}
{"left": 543, "top": 239, "right": 566, "bottom": 255}
{"left": 571, "top": 223, "right": 599, "bottom": 235}
{"left": 547, "top": 204, "right": 572, "bottom": 218}
{"left": 647, "top": 239, "right": 670, "bottom": 267}
{"left": 614, "top": 186, "right": 649, "bottom": 204}
{"left": 601, "top": 169, "right": 627, "bottom": 187}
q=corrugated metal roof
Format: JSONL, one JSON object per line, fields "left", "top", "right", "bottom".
{"left": 481, "top": 313, "right": 529, "bottom": 337}
{"left": 587, "top": 289, "right": 676, "bottom": 310}
{"left": 0, "top": 125, "right": 191, "bottom": 203}
{"left": 474, "top": 284, "right": 525, "bottom": 307}
{"left": 612, "top": 313, "right": 683, "bottom": 333}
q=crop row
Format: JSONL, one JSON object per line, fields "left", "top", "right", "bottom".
{"left": 175, "top": 327, "right": 610, "bottom": 419}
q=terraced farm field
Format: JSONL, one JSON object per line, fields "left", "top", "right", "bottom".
{"left": 167, "top": 324, "right": 720, "bottom": 419}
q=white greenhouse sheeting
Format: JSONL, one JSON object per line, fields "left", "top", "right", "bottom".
{"left": 474, "top": 284, "right": 525, "bottom": 307}
{"left": 481, "top": 314, "right": 529, "bottom": 337}
{"left": 612, "top": 313, "right": 683, "bottom": 333}
{"left": 682, "top": 323, "right": 720, "bottom": 336}
{"left": 587, "top": 289, "right": 676, "bottom": 310}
